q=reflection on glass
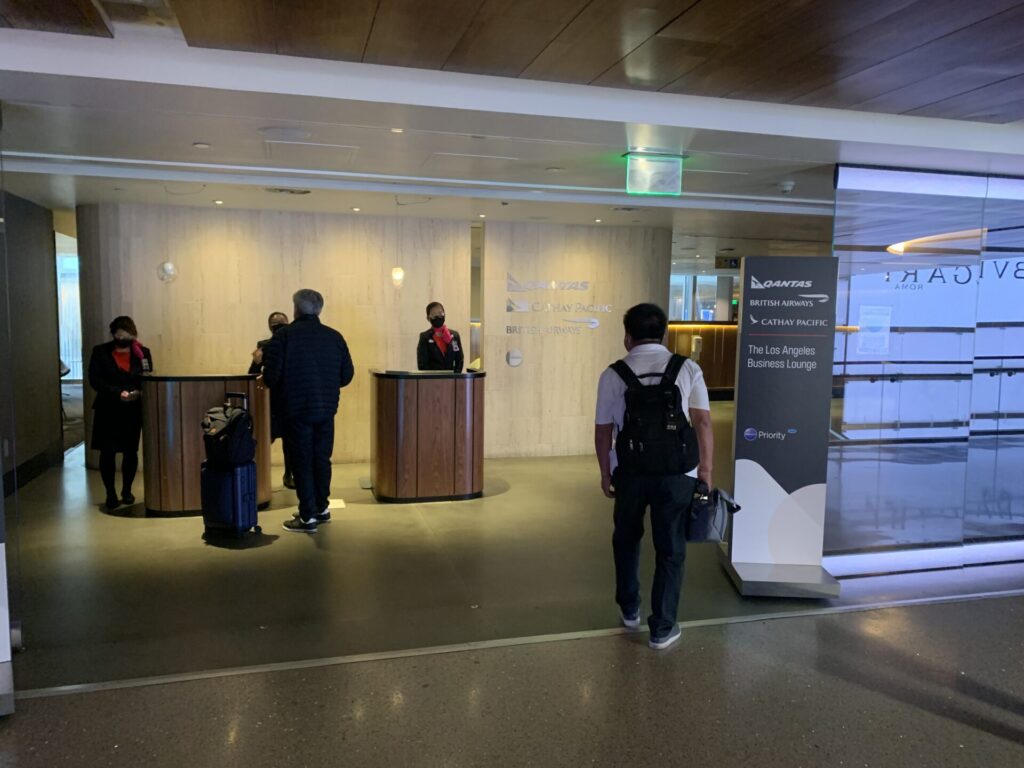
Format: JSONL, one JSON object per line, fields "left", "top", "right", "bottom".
{"left": 669, "top": 274, "right": 694, "bottom": 321}
{"left": 965, "top": 184, "right": 1024, "bottom": 542}
{"left": 827, "top": 166, "right": 987, "bottom": 553}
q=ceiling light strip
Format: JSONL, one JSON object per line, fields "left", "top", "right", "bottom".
{"left": 0, "top": 151, "right": 832, "bottom": 208}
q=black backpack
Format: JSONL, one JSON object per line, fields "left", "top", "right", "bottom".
{"left": 202, "top": 392, "right": 256, "bottom": 468}
{"left": 610, "top": 354, "right": 699, "bottom": 476}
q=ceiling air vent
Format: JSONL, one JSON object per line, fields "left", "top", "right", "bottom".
{"left": 264, "top": 187, "right": 312, "bottom": 195}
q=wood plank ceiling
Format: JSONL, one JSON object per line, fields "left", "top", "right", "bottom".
{"left": 0, "top": 0, "right": 111, "bottom": 36}
{"left": 6, "top": 1, "right": 1024, "bottom": 123}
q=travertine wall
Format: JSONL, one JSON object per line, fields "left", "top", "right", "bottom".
{"left": 78, "top": 204, "right": 470, "bottom": 462}
{"left": 483, "top": 222, "right": 671, "bottom": 457}
{"left": 78, "top": 205, "right": 671, "bottom": 462}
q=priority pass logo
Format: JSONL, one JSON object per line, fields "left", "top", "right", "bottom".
{"left": 506, "top": 349, "right": 524, "bottom": 367}
{"left": 743, "top": 427, "right": 758, "bottom": 441}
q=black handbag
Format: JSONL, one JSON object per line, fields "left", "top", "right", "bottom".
{"left": 686, "top": 482, "right": 741, "bottom": 543}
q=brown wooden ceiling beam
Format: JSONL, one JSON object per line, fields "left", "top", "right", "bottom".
{"left": 0, "top": 0, "right": 112, "bottom": 37}
{"left": 168, "top": 0, "right": 380, "bottom": 61}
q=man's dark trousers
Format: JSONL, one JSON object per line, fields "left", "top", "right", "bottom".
{"left": 286, "top": 417, "right": 335, "bottom": 521}
{"left": 612, "top": 472, "right": 696, "bottom": 637}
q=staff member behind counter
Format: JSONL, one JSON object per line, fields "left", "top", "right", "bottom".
{"left": 417, "top": 301, "right": 464, "bottom": 374}
{"left": 250, "top": 311, "right": 294, "bottom": 489}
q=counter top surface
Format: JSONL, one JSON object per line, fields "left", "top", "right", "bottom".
{"left": 143, "top": 374, "right": 258, "bottom": 382}
{"left": 371, "top": 370, "right": 486, "bottom": 380}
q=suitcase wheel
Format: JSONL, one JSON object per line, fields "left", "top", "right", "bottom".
{"left": 253, "top": 525, "right": 262, "bottom": 535}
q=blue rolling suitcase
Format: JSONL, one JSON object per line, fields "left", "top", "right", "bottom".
{"left": 201, "top": 460, "right": 261, "bottom": 538}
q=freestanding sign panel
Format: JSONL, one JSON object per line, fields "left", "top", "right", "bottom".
{"left": 728, "top": 256, "right": 840, "bottom": 597}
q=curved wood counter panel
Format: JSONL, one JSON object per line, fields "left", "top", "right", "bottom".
{"left": 370, "top": 371, "right": 485, "bottom": 503}
{"left": 142, "top": 374, "right": 272, "bottom": 514}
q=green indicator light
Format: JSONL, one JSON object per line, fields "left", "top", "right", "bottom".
{"left": 626, "top": 153, "right": 683, "bottom": 196}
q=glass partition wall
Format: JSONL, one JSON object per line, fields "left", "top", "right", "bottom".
{"left": 828, "top": 166, "right": 1024, "bottom": 560}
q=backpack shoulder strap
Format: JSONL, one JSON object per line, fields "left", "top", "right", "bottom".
{"left": 661, "top": 354, "right": 688, "bottom": 386}
{"left": 610, "top": 360, "right": 642, "bottom": 389}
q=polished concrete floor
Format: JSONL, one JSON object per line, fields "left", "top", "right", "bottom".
{"left": 6, "top": 439, "right": 1024, "bottom": 693}
{"left": 2, "top": 597, "right": 1023, "bottom": 767}
{"left": 3, "top": 438, "right": 797, "bottom": 691}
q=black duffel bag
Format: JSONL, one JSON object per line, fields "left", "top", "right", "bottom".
{"left": 686, "top": 482, "right": 741, "bottom": 543}
{"left": 202, "top": 392, "right": 256, "bottom": 467}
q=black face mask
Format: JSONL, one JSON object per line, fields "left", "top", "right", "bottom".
{"left": 430, "top": 316, "right": 445, "bottom": 329}
{"left": 270, "top": 324, "right": 286, "bottom": 334}
{"left": 114, "top": 338, "right": 133, "bottom": 348}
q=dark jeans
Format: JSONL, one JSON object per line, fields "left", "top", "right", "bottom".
{"left": 612, "top": 471, "right": 696, "bottom": 637}
{"left": 284, "top": 417, "right": 335, "bottom": 521}
{"left": 99, "top": 450, "right": 138, "bottom": 499}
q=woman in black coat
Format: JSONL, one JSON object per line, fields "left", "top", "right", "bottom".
{"left": 88, "top": 316, "right": 153, "bottom": 510}
{"left": 417, "top": 301, "right": 464, "bottom": 374}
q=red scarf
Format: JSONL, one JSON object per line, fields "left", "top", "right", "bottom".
{"left": 433, "top": 325, "right": 453, "bottom": 356}
{"left": 113, "top": 341, "right": 145, "bottom": 372}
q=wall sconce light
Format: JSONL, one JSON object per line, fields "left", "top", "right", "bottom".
{"left": 157, "top": 261, "right": 179, "bottom": 283}
{"left": 391, "top": 266, "right": 405, "bottom": 287}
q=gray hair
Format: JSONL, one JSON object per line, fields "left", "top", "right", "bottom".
{"left": 293, "top": 289, "right": 324, "bottom": 317}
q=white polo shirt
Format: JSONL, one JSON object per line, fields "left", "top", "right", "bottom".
{"left": 595, "top": 343, "right": 710, "bottom": 476}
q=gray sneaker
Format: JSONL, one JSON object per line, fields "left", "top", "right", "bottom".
{"left": 619, "top": 606, "right": 641, "bottom": 630}
{"left": 649, "top": 624, "right": 682, "bottom": 650}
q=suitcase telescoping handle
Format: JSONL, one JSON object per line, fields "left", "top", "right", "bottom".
{"left": 225, "top": 391, "right": 249, "bottom": 411}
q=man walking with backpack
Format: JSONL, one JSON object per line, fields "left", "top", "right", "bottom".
{"left": 595, "top": 303, "right": 714, "bottom": 649}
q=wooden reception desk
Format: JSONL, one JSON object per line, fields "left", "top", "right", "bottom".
{"left": 370, "top": 371, "right": 485, "bottom": 503}
{"left": 142, "top": 374, "right": 272, "bottom": 514}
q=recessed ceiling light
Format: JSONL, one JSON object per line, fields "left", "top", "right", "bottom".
{"left": 594, "top": 218, "right": 602, "bottom": 223}
{"left": 478, "top": 214, "right": 486, "bottom": 219}
{"left": 695, "top": 254, "right": 701, "bottom": 258}
{"left": 391, "top": 128, "right": 404, "bottom": 134}
{"left": 352, "top": 207, "right": 361, "bottom": 212}
{"left": 192, "top": 142, "right": 211, "bottom": 149}
{"left": 214, "top": 200, "right": 224, "bottom": 205}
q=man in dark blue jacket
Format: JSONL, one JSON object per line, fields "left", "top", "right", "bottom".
{"left": 263, "top": 289, "right": 355, "bottom": 532}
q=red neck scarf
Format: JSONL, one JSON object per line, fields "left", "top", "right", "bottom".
{"left": 433, "top": 325, "right": 453, "bottom": 356}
